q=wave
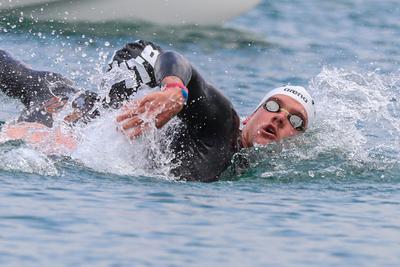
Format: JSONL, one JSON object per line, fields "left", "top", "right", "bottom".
{"left": 0, "top": 140, "right": 59, "bottom": 176}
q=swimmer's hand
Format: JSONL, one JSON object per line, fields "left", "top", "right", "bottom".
{"left": 116, "top": 78, "right": 185, "bottom": 139}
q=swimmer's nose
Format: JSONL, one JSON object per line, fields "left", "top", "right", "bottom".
{"left": 271, "top": 112, "right": 286, "bottom": 128}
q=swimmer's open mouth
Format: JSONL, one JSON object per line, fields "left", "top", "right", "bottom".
{"left": 261, "top": 124, "right": 277, "bottom": 139}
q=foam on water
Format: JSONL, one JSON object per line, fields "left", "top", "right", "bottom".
{"left": 52, "top": 72, "right": 179, "bottom": 178}
{"left": 69, "top": 109, "right": 179, "bottom": 179}
{"left": 0, "top": 140, "right": 59, "bottom": 176}
{"left": 311, "top": 67, "right": 400, "bottom": 161}
{"left": 0, "top": 92, "right": 24, "bottom": 121}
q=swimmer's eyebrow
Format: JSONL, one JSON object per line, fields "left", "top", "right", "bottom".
{"left": 271, "top": 97, "right": 307, "bottom": 121}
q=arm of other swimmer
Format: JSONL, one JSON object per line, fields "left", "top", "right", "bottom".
{"left": 0, "top": 49, "right": 76, "bottom": 108}
{"left": 0, "top": 49, "right": 37, "bottom": 105}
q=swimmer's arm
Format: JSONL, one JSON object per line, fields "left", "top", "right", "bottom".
{"left": 116, "top": 50, "right": 234, "bottom": 138}
{"left": 116, "top": 75, "right": 185, "bottom": 139}
{"left": 154, "top": 50, "right": 227, "bottom": 129}
{"left": 104, "top": 40, "right": 193, "bottom": 108}
{"left": 154, "top": 51, "right": 192, "bottom": 86}
{"left": 0, "top": 49, "right": 77, "bottom": 108}
{"left": 116, "top": 49, "right": 193, "bottom": 138}
{"left": 2, "top": 122, "right": 77, "bottom": 152}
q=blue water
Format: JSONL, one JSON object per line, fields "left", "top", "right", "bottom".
{"left": 1, "top": 0, "right": 400, "bottom": 266}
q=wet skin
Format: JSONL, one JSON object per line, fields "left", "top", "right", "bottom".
{"left": 241, "top": 94, "right": 308, "bottom": 148}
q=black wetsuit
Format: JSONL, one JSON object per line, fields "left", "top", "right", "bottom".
{"left": 0, "top": 40, "right": 241, "bottom": 182}
{"left": 0, "top": 49, "right": 99, "bottom": 127}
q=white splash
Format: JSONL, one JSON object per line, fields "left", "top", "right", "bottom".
{"left": 310, "top": 67, "right": 400, "bottom": 158}
{"left": 66, "top": 84, "right": 179, "bottom": 179}
{"left": 0, "top": 141, "right": 59, "bottom": 176}
{"left": 0, "top": 92, "right": 24, "bottom": 122}
{"left": 70, "top": 108, "right": 179, "bottom": 179}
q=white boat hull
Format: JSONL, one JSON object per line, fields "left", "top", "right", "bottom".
{"left": 0, "top": 0, "right": 261, "bottom": 25}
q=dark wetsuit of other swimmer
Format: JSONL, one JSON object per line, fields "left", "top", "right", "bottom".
{"left": 0, "top": 40, "right": 241, "bottom": 182}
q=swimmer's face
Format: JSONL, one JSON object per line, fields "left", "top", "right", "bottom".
{"left": 241, "top": 94, "right": 308, "bottom": 147}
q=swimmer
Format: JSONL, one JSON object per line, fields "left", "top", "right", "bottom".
{"left": 0, "top": 40, "right": 315, "bottom": 182}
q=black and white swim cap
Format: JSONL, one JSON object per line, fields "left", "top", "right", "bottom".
{"left": 256, "top": 86, "right": 316, "bottom": 127}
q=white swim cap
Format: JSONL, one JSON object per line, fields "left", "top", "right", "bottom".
{"left": 255, "top": 86, "right": 316, "bottom": 128}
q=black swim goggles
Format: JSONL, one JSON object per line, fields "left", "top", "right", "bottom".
{"left": 263, "top": 99, "right": 305, "bottom": 132}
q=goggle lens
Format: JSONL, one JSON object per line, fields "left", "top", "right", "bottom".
{"left": 265, "top": 100, "right": 280, "bottom": 112}
{"left": 289, "top": 115, "right": 303, "bottom": 128}
{"left": 263, "top": 100, "right": 305, "bottom": 131}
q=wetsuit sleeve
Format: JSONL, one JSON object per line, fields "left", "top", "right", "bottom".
{"left": 103, "top": 40, "right": 163, "bottom": 108}
{"left": 104, "top": 40, "right": 192, "bottom": 108}
{"left": 154, "top": 51, "right": 192, "bottom": 85}
{"left": 0, "top": 49, "right": 77, "bottom": 108}
{"left": 153, "top": 49, "right": 237, "bottom": 140}
{"left": 181, "top": 67, "right": 238, "bottom": 139}
{"left": 156, "top": 51, "right": 241, "bottom": 182}
{"left": 0, "top": 49, "right": 100, "bottom": 127}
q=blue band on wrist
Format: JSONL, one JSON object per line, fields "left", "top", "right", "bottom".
{"left": 181, "top": 88, "right": 189, "bottom": 102}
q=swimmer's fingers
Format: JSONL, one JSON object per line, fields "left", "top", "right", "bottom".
{"left": 154, "top": 98, "right": 184, "bottom": 128}
{"left": 154, "top": 104, "right": 181, "bottom": 128}
{"left": 129, "top": 123, "right": 150, "bottom": 139}
{"left": 126, "top": 104, "right": 163, "bottom": 130}
{"left": 133, "top": 94, "right": 159, "bottom": 108}
{"left": 122, "top": 105, "right": 165, "bottom": 134}
{"left": 116, "top": 105, "right": 146, "bottom": 122}
{"left": 117, "top": 90, "right": 182, "bottom": 130}
{"left": 116, "top": 94, "right": 158, "bottom": 122}
{"left": 122, "top": 116, "right": 144, "bottom": 131}
{"left": 116, "top": 112, "right": 134, "bottom": 123}
{"left": 121, "top": 99, "right": 140, "bottom": 111}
